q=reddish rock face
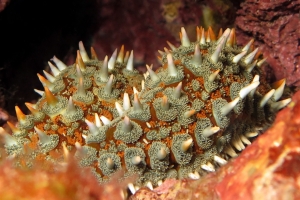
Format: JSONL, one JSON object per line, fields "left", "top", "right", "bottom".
{"left": 131, "top": 90, "right": 300, "bottom": 199}
{"left": 235, "top": 0, "right": 300, "bottom": 87}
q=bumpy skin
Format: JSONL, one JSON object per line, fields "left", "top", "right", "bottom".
{"left": 0, "top": 27, "right": 289, "bottom": 188}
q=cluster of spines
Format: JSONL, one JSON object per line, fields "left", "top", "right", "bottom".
{"left": 0, "top": 26, "right": 292, "bottom": 194}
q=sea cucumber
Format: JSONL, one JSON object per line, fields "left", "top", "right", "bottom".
{"left": 0, "top": 26, "right": 291, "bottom": 192}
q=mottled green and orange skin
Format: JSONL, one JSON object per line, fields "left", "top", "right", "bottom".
{"left": 1, "top": 27, "right": 285, "bottom": 187}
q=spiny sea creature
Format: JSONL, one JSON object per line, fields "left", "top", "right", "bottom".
{"left": 0, "top": 26, "right": 291, "bottom": 193}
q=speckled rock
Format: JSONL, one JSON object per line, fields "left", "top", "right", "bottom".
{"left": 235, "top": 0, "right": 300, "bottom": 87}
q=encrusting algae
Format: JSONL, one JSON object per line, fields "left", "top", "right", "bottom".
{"left": 0, "top": 26, "right": 291, "bottom": 194}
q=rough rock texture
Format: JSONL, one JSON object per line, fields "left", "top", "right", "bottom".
{"left": 92, "top": 0, "right": 238, "bottom": 71}
{"left": 0, "top": 0, "right": 9, "bottom": 12}
{"left": 235, "top": 0, "right": 300, "bottom": 87}
{"left": 0, "top": 158, "right": 132, "bottom": 200}
{"left": 131, "top": 90, "right": 300, "bottom": 199}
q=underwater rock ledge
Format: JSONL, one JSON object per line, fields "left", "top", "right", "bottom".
{"left": 235, "top": 0, "right": 300, "bottom": 87}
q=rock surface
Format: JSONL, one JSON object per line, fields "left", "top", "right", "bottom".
{"left": 235, "top": 0, "right": 300, "bottom": 87}
{"left": 92, "top": 0, "right": 238, "bottom": 71}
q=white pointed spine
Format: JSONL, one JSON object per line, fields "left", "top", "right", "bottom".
{"left": 34, "top": 127, "right": 50, "bottom": 144}
{"left": 183, "top": 109, "right": 196, "bottom": 118}
{"left": 192, "top": 44, "right": 202, "bottom": 66}
{"left": 48, "top": 61, "right": 61, "bottom": 76}
{"left": 239, "top": 81, "right": 260, "bottom": 99}
{"left": 200, "top": 29, "right": 206, "bottom": 45}
{"left": 252, "top": 74, "right": 260, "bottom": 83}
{"left": 108, "top": 49, "right": 117, "bottom": 70}
{"left": 76, "top": 64, "right": 83, "bottom": 79}
{"left": 79, "top": 41, "right": 90, "bottom": 61}
{"left": 181, "top": 138, "right": 193, "bottom": 152}
{"left": 161, "top": 96, "right": 170, "bottom": 111}
{"left": 126, "top": 50, "right": 134, "bottom": 71}
{"left": 131, "top": 156, "right": 142, "bottom": 165}
{"left": 188, "top": 171, "right": 200, "bottom": 180}
{"left": 157, "top": 180, "right": 163, "bottom": 186}
{"left": 133, "top": 87, "right": 139, "bottom": 94}
{"left": 164, "top": 47, "right": 171, "bottom": 54}
{"left": 52, "top": 56, "right": 67, "bottom": 71}
{"left": 222, "top": 28, "right": 231, "bottom": 43}
{"left": 233, "top": 51, "right": 247, "bottom": 63}
{"left": 231, "top": 137, "right": 243, "bottom": 151}
{"left": 0, "top": 127, "right": 18, "bottom": 147}
{"left": 34, "top": 89, "right": 44, "bottom": 96}
{"left": 214, "top": 155, "right": 227, "bottom": 165}
{"left": 221, "top": 97, "right": 240, "bottom": 116}
{"left": 117, "top": 46, "right": 124, "bottom": 63}
{"left": 128, "top": 183, "right": 136, "bottom": 195}
{"left": 143, "top": 71, "right": 149, "bottom": 80}
{"left": 247, "top": 60, "right": 258, "bottom": 73}
{"left": 245, "top": 132, "right": 258, "bottom": 138}
{"left": 225, "top": 145, "right": 238, "bottom": 157}
{"left": 133, "top": 94, "right": 143, "bottom": 112}
{"left": 180, "top": 27, "right": 191, "bottom": 47}
{"left": 115, "top": 102, "right": 124, "bottom": 116}
{"left": 242, "top": 39, "right": 254, "bottom": 52}
{"left": 104, "top": 75, "right": 114, "bottom": 94}
{"left": 106, "top": 157, "right": 115, "bottom": 169}
{"left": 167, "top": 54, "right": 178, "bottom": 77}
{"left": 146, "top": 64, "right": 160, "bottom": 82}
{"left": 202, "top": 126, "right": 220, "bottom": 137}
{"left": 100, "top": 115, "right": 111, "bottom": 125}
{"left": 62, "top": 143, "right": 70, "bottom": 161}
{"left": 141, "top": 80, "right": 145, "bottom": 91}
{"left": 75, "top": 142, "right": 82, "bottom": 150}
{"left": 146, "top": 182, "right": 153, "bottom": 190}
{"left": 122, "top": 116, "right": 132, "bottom": 133}
{"left": 166, "top": 41, "right": 176, "bottom": 51}
{"left": 85, "top": 119, "right": 99, "bottom": 135}
{"left": 173, "top": 82, "right": 182, "bottom": 99}
{"left": 271, "top": 98, "right": 291, "bottom": 111}
{"left": 122, "top": 51, "right": 129, "bottom": 64}
{"left": 123, "top": 93, "right": 131, "bottom": 111}
{"left": 234, "top": 135, "right": 246, "bottom": 150}
{"left": 94, "top": 113, "right": 102, "bottom": 128}
{"left": 240, "top": 134, "right": 251, "bottom": 145}
{"left": 143, "top": 138, "right": 149, "bottom": 144}
{"left": 257, "top": 58, "right": 267, "bottom": 67}
{"left": 157, "top": 148, "right": 167, "bottom": 160}
{"left": 66, "top": 97, "right": 76, "bottom": 114}
{"left": 206, "top": 30, "right": 211, "bottom": 43}
{"left": 100, "top": 56, "right": 109, "bottom": 81}
{"left": 260, "top": 89, "right": 275, "bottom": 107}
{"left": 244, "top": 48, "right": 258, "bottom": 64}
{"left": 273, "top": 79, "right": 286, "bottom": 101}
{"left": 201, "top": 162, "right": 215, "bottom": 172}
{"left": 43, "top": 70, "right": 55, "bottom": 82}
{"left": 209, "top": 69, "right": 220, "bottom": 82}
{"left": 211, "top": 37, "right": 225, "bottom": 64}
{"left": 226, "top": 29, "right": 235, "bottom": 47}
{"left": 77, "top": 77, "right": 86, "bottom": 96}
